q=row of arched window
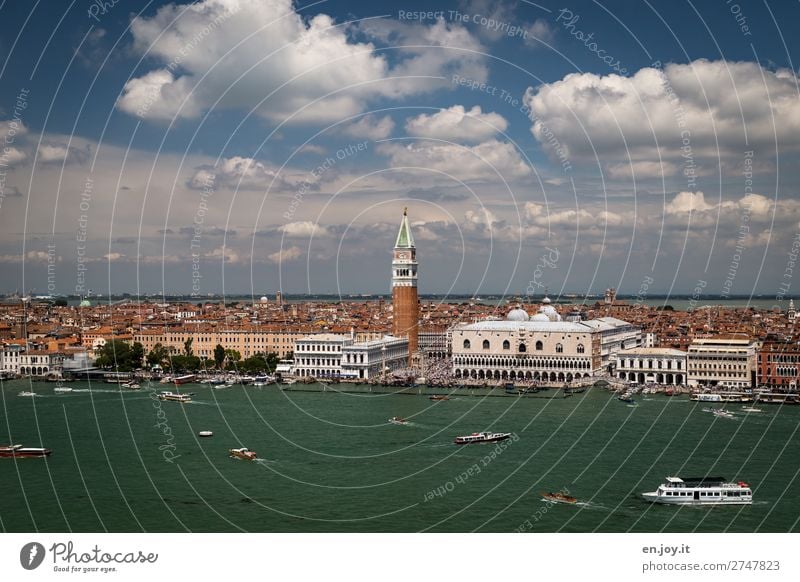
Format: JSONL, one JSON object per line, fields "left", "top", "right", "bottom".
{"left": 454, "top": 356, "right": 591, "bottom": 370}
{"left": 463, "top": 339, "right": 583, "bottom": 354}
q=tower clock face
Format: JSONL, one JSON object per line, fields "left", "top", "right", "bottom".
{"left": 398, "top": 252, "right": 408, "bottom": 259}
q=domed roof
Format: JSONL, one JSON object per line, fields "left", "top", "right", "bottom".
{"left": 260, "top": 296, "right": 269, "bottom": 302}
{"left": 507, "top": 308, "right": 530, "bottom": 322}
{"left": 542, "top": 295, "right": 551, "bottom": 304}
{"left": 539, "top": 305, "right": 562, "bottom": 322}
{"left": 79, "top": 299, "right": 91, "bottom": 308}
{"left": 530, "top": 313, "right": 549, "bottom": 322}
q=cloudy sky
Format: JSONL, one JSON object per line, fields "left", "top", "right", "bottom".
{"left": 0, "top": 0, "right": 798, "bottom": 298}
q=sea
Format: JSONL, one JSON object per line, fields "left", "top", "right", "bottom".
{"left": 1, "top": 380, "right": 799, "bottom": 533}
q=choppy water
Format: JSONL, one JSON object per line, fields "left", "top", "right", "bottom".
{"left": 1, "top": 380, "right": 799, "bottom": 532}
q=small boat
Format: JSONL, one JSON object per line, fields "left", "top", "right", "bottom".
{"left": 741, "top": 406, "right": 762, "bottom": 413}
{"left": 198, "top": 431, "right": 213, "bottom": 437}
{"left": 122, "top": 382, "right": 141, "bottom": 390}
{"left": 157, "top": 391, "right": 192, "bottom": 403}
{"left": 454, "top": 431, "right": 512, "bottom": 445}
{"left": 712, "top": 409, "right": 735, "bottom": 419}
{"left": 618, "top": 393, "right": 635, "bottom": 404}
{"left": 18, "top": 391, "right": 36, "bottom": 397}
{"left": 0, "top": 444, "right": 52, "bottom": 458}
{"left": 429, "top": 395, "right": 450, "bottom": 401}
{"left": 215, "top": 383, "right": 233, "bottom": 390}
{"left": 541, "top": 491, "right": 578, "bottom": 505}
{"left": 229, "top": 447, "right": 257, "bottom": 460}
{"left": 53, "top": 385, "right": 73, "bottom": 393}
{"left": 642, "top": 476, "right": 752, "bottom": 505}
{"left": 389, "top": 416, "right": 409, "bottom": 425}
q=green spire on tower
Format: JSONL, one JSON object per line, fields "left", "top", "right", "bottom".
{"left": 395, "top": 207, "right": 415, "bottom": 248}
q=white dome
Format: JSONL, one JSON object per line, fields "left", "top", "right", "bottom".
{"left": 260, "top": 296, "right": 269, "bottom": 302}
{"left": 539, "top": 305, "right": 561, "bottom": 322}
{"left": 530, "top": 313, "right": 549, "bottom": 322}
{"left": 507, "top": 308, "right": 530, "bottom": 322}
{"left": 542, "top": 295, "right": 551, "bottom": 304}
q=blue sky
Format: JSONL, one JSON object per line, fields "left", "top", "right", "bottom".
{"left": 1, "top": 0, "right": 798, "bottom": 299}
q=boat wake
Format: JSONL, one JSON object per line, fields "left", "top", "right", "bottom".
{"left": 253, "top": 458, "right": 277, "bottom": 466}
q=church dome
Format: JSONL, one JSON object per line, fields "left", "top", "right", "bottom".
{"left": 507, "top": 308, "right": 530, "bottom": 322}
{"left": 539, "top": 305, "right": 561, "bottom": 322}
{"left": 530, "top": 313, "right": 549, "bottom": 322}
{"left": 260, "top": 296, "right": 269, "bottom": 303}
{"left": 542, "top": 295, "right": 551, "bottom": 304}
{"left": 79, "top": 299, "right": 91, "bottom": 308}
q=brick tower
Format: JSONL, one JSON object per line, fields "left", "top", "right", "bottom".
{"left": 392, "top": 208, "right": 418, "bottom": 363}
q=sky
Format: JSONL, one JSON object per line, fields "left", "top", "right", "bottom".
{"left": 0, "top": 0, "right": 798, "bottom": 299}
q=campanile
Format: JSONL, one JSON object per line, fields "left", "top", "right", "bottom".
{"left": 392, "top": 208, "right": 418, "bottom": 362}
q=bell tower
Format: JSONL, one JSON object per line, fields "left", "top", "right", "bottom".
{"left": 392, "top": 208, "right": 418, "bottom": 362}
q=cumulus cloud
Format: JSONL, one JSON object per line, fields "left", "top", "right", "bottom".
{"left": 523, "top": 59, "right": 800, "bottom": 173}
{"left": 404, "top": 105, "right": 508, "bottom": 143}
{"left": 0, "top": 147, "right": 27, "bottom": 167}
{"left": 37, "top": 143, "right": 90, "bottom": 165}
{"left": 267, "top": 245, "right": 303, "bottom": 264}
{"left": 120, "top": 0, "right": 486, "bottom": 124}
{"left": 341, "top": 115, "right": 395, "bottom": 140}
{"left": 188, "top": 157, "right": 298, "bottom": 191}
{"left": 377, "top": 139, "right": 530, "bottom": 181}
{"left": 665, "top": 191, "right": 716, "bottom": 214}
{"left": 279, "top": 221, "right": 331, "bottom": 238}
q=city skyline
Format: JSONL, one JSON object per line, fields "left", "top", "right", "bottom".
{"left": 1, "top": 0, "right": 799, "bottom": 298}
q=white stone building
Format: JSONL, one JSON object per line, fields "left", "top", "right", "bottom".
{"left": 294, "top": 333, "right": 353, "bottom": 378}
{"left": 615, "top": 347, "right": 688, "bottom": 385}
{"left": 687, "top": 336, "right": 757, "bottom": 389}
{"left": 341, "top": 336, "right": 409, "bottom": 380}
{"left": 0, "top": 343, "right": 24, "bottom": 376}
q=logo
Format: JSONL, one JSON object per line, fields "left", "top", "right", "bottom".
{"left": 20, "top": 542, "right": 45, "bottom": 570}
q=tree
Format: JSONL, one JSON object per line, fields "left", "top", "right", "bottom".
{"left": 146, "top": 343, "right": 169, "bottom": 368}
{"left": 130, "top": 342, "right": 145, "bottom": 368}
{"left": 213, "top": 344, "right": 225, "bottom": 369}
{"left": 183, "top": 337, "right": 194, "bottom": 357}
{"left": 94, "top": 340, "right": 139, "bottom": 371}
{"left": 54, "top": 298, "right": 68, "bottom": 307}
{"left": 224, "top": 349, "right": 241, "bottom": 370}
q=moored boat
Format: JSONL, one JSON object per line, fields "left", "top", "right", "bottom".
{"left": 541, "top": 491, "right": 577, "bottom": 504}
{"left": 454, "top": 431, "right": 512, "bottom": 445}
{"left": 172, "top": 374, "right": 196, "bottom": 385}
{"left": 0, "top": 444, "right": 52, "bottom": 458}
{"left": 229, "top": 447, "right": 257, "bottom": 460}
{"left": 641, "top": 476, "right": 752, "bottom": 505}
{"left": 388, "top": 416, "right": 409, "bottom": 425}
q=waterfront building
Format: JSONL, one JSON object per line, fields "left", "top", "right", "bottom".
{"left": 19, "top": 351, "right": 64, "bottom": 376}
{"left": 0, "top": 343, "right": 24, "bottom": 375}
{"left": 687, "top": 335, "right": 756, "bottom": 389}
{"left": 757, "top": 338, "right": 800, "bottom": 389}
{"left": 341, "top": 336, "right": 409, "bottom": 380}
{"left": 418, "top": 330, "right": 449, "bottom": 359}
{"left": 294, "top": 333, "right": 353, "bottom": 378}
{"left": 451, "top": 304, "right": 638, "bottom": 382}
{"left": 615, "top": 347, "right": 687, "bottom": 385}
{"left": 392, "top": 208, "right": 419, "bottom": 362}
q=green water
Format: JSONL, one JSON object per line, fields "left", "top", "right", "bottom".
{"left": 1, "top": 380, "right": 799, "bottom": 532}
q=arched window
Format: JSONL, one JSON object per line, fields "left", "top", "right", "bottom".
{"left": 535, "top": 340, "right": 543, "bottom": 351}
{"left": 555, "top": 343, "right": 563, "bottom": 353}
{"left": 463, "top": 339, "right": 471, "bottom": 349}
{"left": 502, "top": 340, "right": 510, "bottom": 350}
{"left": 519, "top": 343, "right": 527, "bottom": 353}
{"left": 482, "top": 339, "right": 490, "bottom": 350}
{"left": 577, "top": 343, "right": 584, "bottom": 354}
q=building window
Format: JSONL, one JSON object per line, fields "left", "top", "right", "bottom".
{"left": 519, "top": 343, "right": 527, "bottom": 353}
{"left": 535, "top": 341, "right": 543, "bottom": 351}
{"left": 503, "top": 340, "right": 510, "bottom": 350}
{"left": 482, "top": 339, "right": 490, "bottom": 350}
{"left": 555, "top": 343, "right": 563, "bottom": 353}
{"left": 463, "top": 339, "right": 471, "bottom": 349}
{"left": 577, "top": 344, "right": 584, "bottom": 354}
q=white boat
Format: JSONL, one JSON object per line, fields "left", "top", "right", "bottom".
{"left": 690, "top": 392, "right": 752, "bottom": 403}
{"left": 18, "top": 391, "right": 37, "bottom": 397}
{"left": 53, "top": 386, "right": 73, "bottom": 393}
{"left": 642, "top": 476, "right": 752, "bottom": 505}
{"left": 215, "top": 384, "right": 233, "bottom": 390}
{"left": 198, "top": 431, "right": 213, "bottom": 437}
{"left": 388, "top": 416, "right": 409, "bottom": 425}
{"left": 712, "top": 409, "right": 736, "bottom": 419}
{"left": 454, "top": 431, "right": 512, "bottom": 445}
{"left": 157, "top": 391, "right": 192, "bottom": 403}
{"left": 741, "top": 406, "right": 762, "bottom": 413}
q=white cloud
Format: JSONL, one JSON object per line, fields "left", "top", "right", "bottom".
{"left": 524, "top": 19, "right": 555, "bottom": 48}
{"left": 404, "top": 105, "right": 508, "bottom": 143}
{"left": 523, "top": 59, "right": 800, "bottom": 171}
{"left": 341, "top": 115, "right": 395, "bottom": 140}
{"left": 377, "top": 139, "right": 530, "bottom": 181}
{"left": 120, "top": 0, "right": 486, "bottom": 124}
{"left": 665, "top": 191, "right": 716, "bottom": 214}
{"left": 0, "top": 146, "right": 27, "bottom": 167}
{"left": 37, "top": 143, "right": 90, "bottom": 165}
{"left": 189, "top": 156, "right": 297, "bottom": 191}
{"left": 606, "top": 161, "right": 680, "bottom": 180}
{"left": 267, "top": 245, "right": 303, "bottom": 264}
{"left": 279, "top": 221, "right": 331, "bottom": 238}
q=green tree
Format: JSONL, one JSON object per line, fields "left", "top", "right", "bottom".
{"left": 213, "top": 344, "right": 225, "bottom": 369}
{"left": 54, "top": 298, "right": 68, "bottom": 307}
{"left": 146, "top": 343, "right": 169, "bottom": 368}
{"left": 94, "top": 340, "right": 138, "bottom": 371}
{"left": 183, "top": 337, "right": 194, "bottom": 357}
{"left": 130, "top": 342, "right": 145, "bottom": 368}
{"left": 224, "top": 349, "right": 241, "bottom": 370}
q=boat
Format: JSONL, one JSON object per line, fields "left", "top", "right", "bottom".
{"left": 618, "top": 393, "right": 635, "bottom": 404}
{"left": 429, "top": 395, "right": 450, "bottom": 401}
{"left": 215, "top": 383, "right": 233, "bottom": 390}
{"left": 541, "top": 491, "right": 578, "bottom": 505}
{"left": 389, "top": 416, "right": 409, "bottom": 425}
{"left": 741, "top": 406, "right": 762, "bottom": 413}
{"left": 157, "top": 391, "right": 192, "bottom": 403}
{"left": 454, "top": 431, "right": 512, "bottom": 445}
{"left": 690, "top": 392, "right": 752, "bottom": 403}
{"left": 18, "top": 391, "right": 36, "bottom": 397}
{"left": 198, "top": 431, "right": 213, "bottom": 437}
{"left": 641, "top": 476, "right": 752, "bottom": 505}
{"left": 712, "top": 409, "right": 735, "bottom": 419}
{"left": 121, "top": 382, "right": 141, "bottom": 390}
{"left": 172, "top": 374, "right": 196, "bottom": 385}
{"left": 0, "top": 444, "right": 52, "bottom": 458}
{"left": 53, "top": 385, "right": 73, "bottom": 393}
{"left": 229, "top": 447, "right": 257, "bottom": 460}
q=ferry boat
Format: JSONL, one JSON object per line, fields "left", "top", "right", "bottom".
{"left": 690, "top": 392, "right": 752, "bottom": 403}
{"left": 641, "top": 476, "right": 752, "bottom": 505}
{"left": 541, "top": 491, "right": 577, "bottom": 505}
{"left": 0, "top": 444, "right": 52, "bottom": 458}
{"left": 172, "top": 374, "right": 196, "bottom": 385}
{"left": 388, "top": 416, "right": 409, "bottom": 425}
{"left": 229, "top": 447, "right": 257, "bottom": 461}
{"left": 454, "top": 431, "right": 512, "bottom": 445}
{"left": 157, "top": 391, "right": 192, "bottom": 403}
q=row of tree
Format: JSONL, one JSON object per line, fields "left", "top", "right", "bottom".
{"left": 93, "top": 339, "right": 280, "bottom": 373}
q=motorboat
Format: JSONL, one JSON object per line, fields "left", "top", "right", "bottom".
{"left": 157, "top": 391, "right": 192, "bottom": 403}
{"left": 618, "top": 393, "right": 635, "bottom": 404}
{"left": 18, "top": 391, "right": 36, "bottom": 397}
{"left": 741, "top": 406, "right": 762, "bottom": 413}
{"left": 389, "top": 416, "right": 409, "bottom": 425}
{"left": 0, "top": 444, "right": 52, "bottom": 458}
{"left": 712, "top": 409, "right": 735, "bottom": 419}
{"left": 229, "top": 447, "right": 257, "bottom": 461}
{"left": 198, "top": 431, "right": 213, "bottom": 437}
{"left": 429, "top": 395, "right": 450, "bottom": 401}
{"left": 642, "top": 476, "right": 752, "bottom": 505}
{"left": 454, "top": 431, "right": 512, "bottom": 445}
{"left": 53, "top": 385, "right": 73, "bottom": 393}
{"left": 541, "top": 491, "right": 577, "bottom": 505}
{"left": 215, "top": 384, "right": 233, "bottom": 390}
